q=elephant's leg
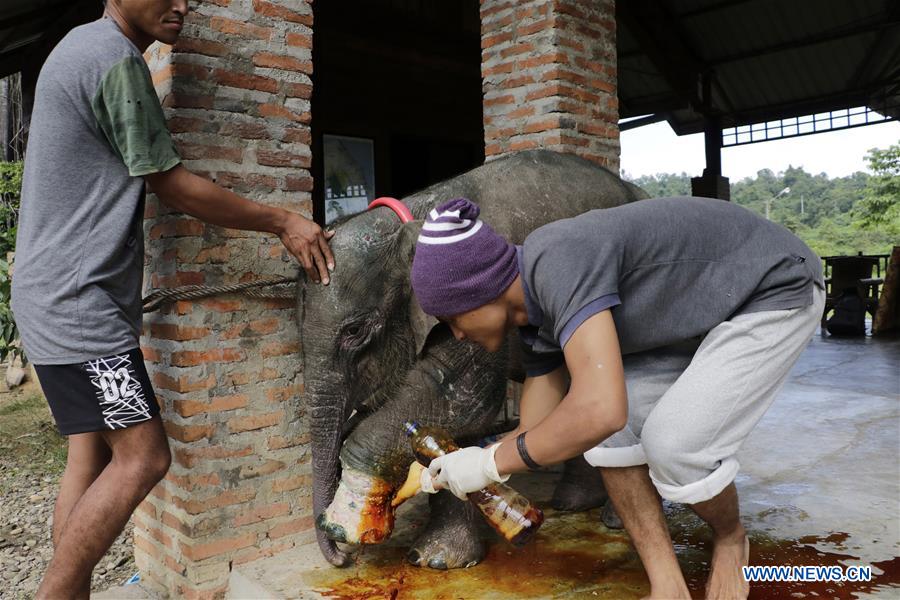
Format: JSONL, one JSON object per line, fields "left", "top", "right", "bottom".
{"left": 601, "top": 499, "right": 624, "bottom": 529}
{"left": 407, "top": 490, "right": 485, "bottom": 570}
{"left": 551, "top": 456, "right": 609, "bottom": 511}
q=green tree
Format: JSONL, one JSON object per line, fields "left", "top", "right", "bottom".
{"left": 854, "top": 144, "right": 900, "bottom": 229}
{"left": 0, "top": 160, "right": 23, "bottom": 256}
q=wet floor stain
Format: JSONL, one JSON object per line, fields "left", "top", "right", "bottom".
{"left": 304, "top": 504, "right": 900, "bottom": 599}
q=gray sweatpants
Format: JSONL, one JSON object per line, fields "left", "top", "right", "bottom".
{"left": 583, "top": 286, "right": 825, "bottom": 504}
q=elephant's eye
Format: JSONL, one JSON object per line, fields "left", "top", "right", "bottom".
{"left": 340, "top": 321, "right": 371, "bottom": 350}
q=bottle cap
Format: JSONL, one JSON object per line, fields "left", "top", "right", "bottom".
{"left": 403, "top": 421, "right": 419, "bottom": 437}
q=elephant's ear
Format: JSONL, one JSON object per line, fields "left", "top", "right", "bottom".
{"left": 396, "top": 220, "right": 438, "bottom": 357}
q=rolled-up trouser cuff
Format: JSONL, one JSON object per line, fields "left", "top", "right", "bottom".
{"left": 583, "top": 443, "right": 647, "bottom": 468}
{"left": 649, "top": 457, "right": 740, "bottom": 504}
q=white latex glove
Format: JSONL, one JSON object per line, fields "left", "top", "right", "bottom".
{"left": 419, "top": 445, "right": 510, "bottom": 501}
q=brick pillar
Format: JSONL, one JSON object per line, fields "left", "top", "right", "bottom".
{"left": 139, "top": 1, "right": 314, "bottom": 598}
{"left": 480, "top": 0, "right": 619, "bottom": 171}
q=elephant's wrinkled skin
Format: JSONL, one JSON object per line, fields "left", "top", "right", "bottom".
{"left": 299, "top": 150, "right": 684, "bottom": 569}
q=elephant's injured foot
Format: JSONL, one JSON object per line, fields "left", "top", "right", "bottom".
{"left": 551, "top": 456, "right": 609, "bottom": 512}
{"left": 407, "top": 490, "right": 485, "bottom": 569}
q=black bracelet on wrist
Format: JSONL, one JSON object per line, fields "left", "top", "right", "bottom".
{"left": 516, "top": 432, "right": 542, "bottom": 471}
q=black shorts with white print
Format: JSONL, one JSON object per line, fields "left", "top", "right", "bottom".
{"left": 34, "top": 348, "right": 160, "bottom": 435}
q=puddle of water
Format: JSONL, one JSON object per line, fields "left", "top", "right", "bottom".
{"left": 306, "top": 505, "right": 900, "bottom": 600}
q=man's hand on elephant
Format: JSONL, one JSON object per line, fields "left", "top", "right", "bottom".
{"left": 277, "top": 211, "right": 335, "bottom": 285}
{"left": 420, "top": 445, "right": 511, "bottom": 501}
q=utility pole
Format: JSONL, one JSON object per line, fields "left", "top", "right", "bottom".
{"left": 765, "top": 187, "right": 791, "bottom": 220}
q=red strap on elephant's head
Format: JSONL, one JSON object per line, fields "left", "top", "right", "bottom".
{"left": 368, "top": 197, "right": 413, "bottom": 223}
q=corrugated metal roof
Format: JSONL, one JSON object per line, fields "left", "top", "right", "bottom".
{"left": 619, "top": 0, "right": 900, "bottom": 133}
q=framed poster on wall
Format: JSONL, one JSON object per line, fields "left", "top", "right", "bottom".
{"left": 322, "top": 134, "right": 375, "bottom": 225}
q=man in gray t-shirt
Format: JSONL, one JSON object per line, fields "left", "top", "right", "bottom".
{"left": 410, "top": 197, "right": 824, "bottom": 599}
{"left": 13, "top": 2, "right": 334, "bottom": 597}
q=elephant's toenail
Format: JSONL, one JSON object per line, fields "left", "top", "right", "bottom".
{"left": 407, "top": 549, "right": 421, "bottom": 565}
{"left": 428, "top": 557, "right": 448, "bottom": 570}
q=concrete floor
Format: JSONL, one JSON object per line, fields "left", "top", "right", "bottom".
{"left": 226, "top": 330, "right": 900, "bottom": 599}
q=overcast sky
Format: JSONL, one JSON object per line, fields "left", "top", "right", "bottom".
{"left": 620, "top": 118, "right": 899, "bottom": 182}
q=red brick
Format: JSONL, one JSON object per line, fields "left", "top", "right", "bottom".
{"left": 174, "top": 37, "right": 228, "bottom": 57}
{"left": 171, "top": 62, "right": 210, "bottom": 80}
{"left": 259, "top": 103, "right": 310, "bottom": 123}
{"left": 173, "top": 394, "right": 249, "bottom": 418}
{"left": 232, "top": 540, "right": 293, "bottom": 566}
{"left": 171, "top": 348, "right": 244, "bottom": 367}
{"left": 281, "top": 127, "right": 311, "bottom": 144}
{"left": 481, "top": 31, "right": 513, "bottom": 49}
{"left": 285, "top": 32, "right": 312, "bottom": 48}
{"left": 144, "top": 525, "right": 174, "bottom": 549}
{"left": 284, "top": 175, "right": 313, "bottom": 192}
{"left": 161, "top": 510, "right": 192, "bottom": 536}
{"left": 198, "top": 298, "right": 245, "bottom": 312}
{"left": 175, "top": 488, "right": 258, "bottom": 515}
{"left": 136, "top": 500, "right": 158, "bottom": 520}
{"left": 256, "top": 149, "right": 311, "bottom": 169}
{"left": 523, "top": 117, "right": 564, "bottom": 134}
{"left": 152, "top": 271, "right": 205, "bottom": 288}
{"left": 164, "top": 421, "right": 216, "bottom": 443}
{"left": 268, "top": 516, "right": 314, "bottom": 540}
{"left": 176, "top": 142, "right": 243, "bottom": 163}
{"left": 152, "top": 372, "right": 216, "bottom": 394}
{"left": 268, "top": 432, "right": 310, "bottom": 450}
{"left": 165, "top": 472, "right": 222, "bottom": 494}
{"left": 150, "top": 323, "right": 210, "bottom": 341}
{"left": 227, "top": 410, "right": 285, "bottom": 433}
{"left": 167, "top": 116, "right": 211, "bottom": 134}
{"left": 271, "top": 473, "right": 311, "bottom": 493}
{"left": 253, "top": 0, "right": 314, "bottom": 25}
{"left": 265, "top": 384, "right": 303, "bottom": 403}
{"left": 510, "top": 139, "right": 539, "bottom": 151}
{"left": 226, "top": 372, "right": 251, "bottom": 386}
{"left": 134, "top": 534, "right": 163, "bottom": 562}
{"left": 252, "top": 52, "right": 312, "bottom": 74}
{"left": 250, "top": 318, "right": 281, "bottom": 335}
{"left": 482, "top": 61, "right": 515, "bottom": 76}
{"left": 164, "top": 92, "right": 214, "bottom": 110}
{"left": 516, "top": 18, "right": 554, "bottom": 37}
{"left": 182, "top": 532, "right": 257, "bottom": 561}
{"left": 260, "top": 341, "right": 300, "bottom": 358}
{"left": 210, "top": 16, "right": 272, "bottom": 40}
{"left": 148, "top": 218, "right": 205, "bottom": 240}
{"left": 193, "top": 245, "right": 231, "bottom": 263}
{"left": 282, "top": 81, "right": 312, "bottom": 99}
{"left": 500, "top": 42, "right": 535, "bottom": 58}
{"left": 216, "top": 172, "right": 279, "bottom": 192}
{"left": 233, "top": 502, "right": 291, "bottom": 527}
{"left": 142, "top": 346, "right": 162, "bottom": 363}
{"left": 213, "top": 69, "right": 278, "bottom": 94}
{"left": 484, "top": 94, "right": 515, "bottom": 107}
{"left": 507, "top": 106, "right": 536, "bottom": 119}
{"left": 239, "top": 460, "right": 286, "bottom": 479}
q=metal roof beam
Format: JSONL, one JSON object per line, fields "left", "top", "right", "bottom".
{"left": 850, "top": 2, "right": 900, "bottom": 90}
{"left": 709, "top": 16, "right": 900, "bottom": 66}
{"left": 617, "top": 0, "right": 709, "bottom": 112}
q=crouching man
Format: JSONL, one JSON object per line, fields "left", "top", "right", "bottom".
{"left": 11, "top": 1, "right": 333, "bottom": 597}
{"left": 412, "top": 196, "right": 824, "bottom": 599}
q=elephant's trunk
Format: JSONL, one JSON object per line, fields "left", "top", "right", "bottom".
{"left": 310, "top": 397, "right": 352, "bottom": 567}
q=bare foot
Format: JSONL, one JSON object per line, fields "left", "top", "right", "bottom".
{"left": 706, "top": 527, "right": 750, "bottom": 599}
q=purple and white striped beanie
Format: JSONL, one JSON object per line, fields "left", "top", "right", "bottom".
{"left": 411, "top": 198, "right": 518, "bottom": 317}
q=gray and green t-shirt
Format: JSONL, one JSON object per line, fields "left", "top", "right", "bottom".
{"left": 518, "top": 196, "right": 825, "bottom": 376}
{"left": 11, "top": 17, "right": 180, "bottom": 364}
